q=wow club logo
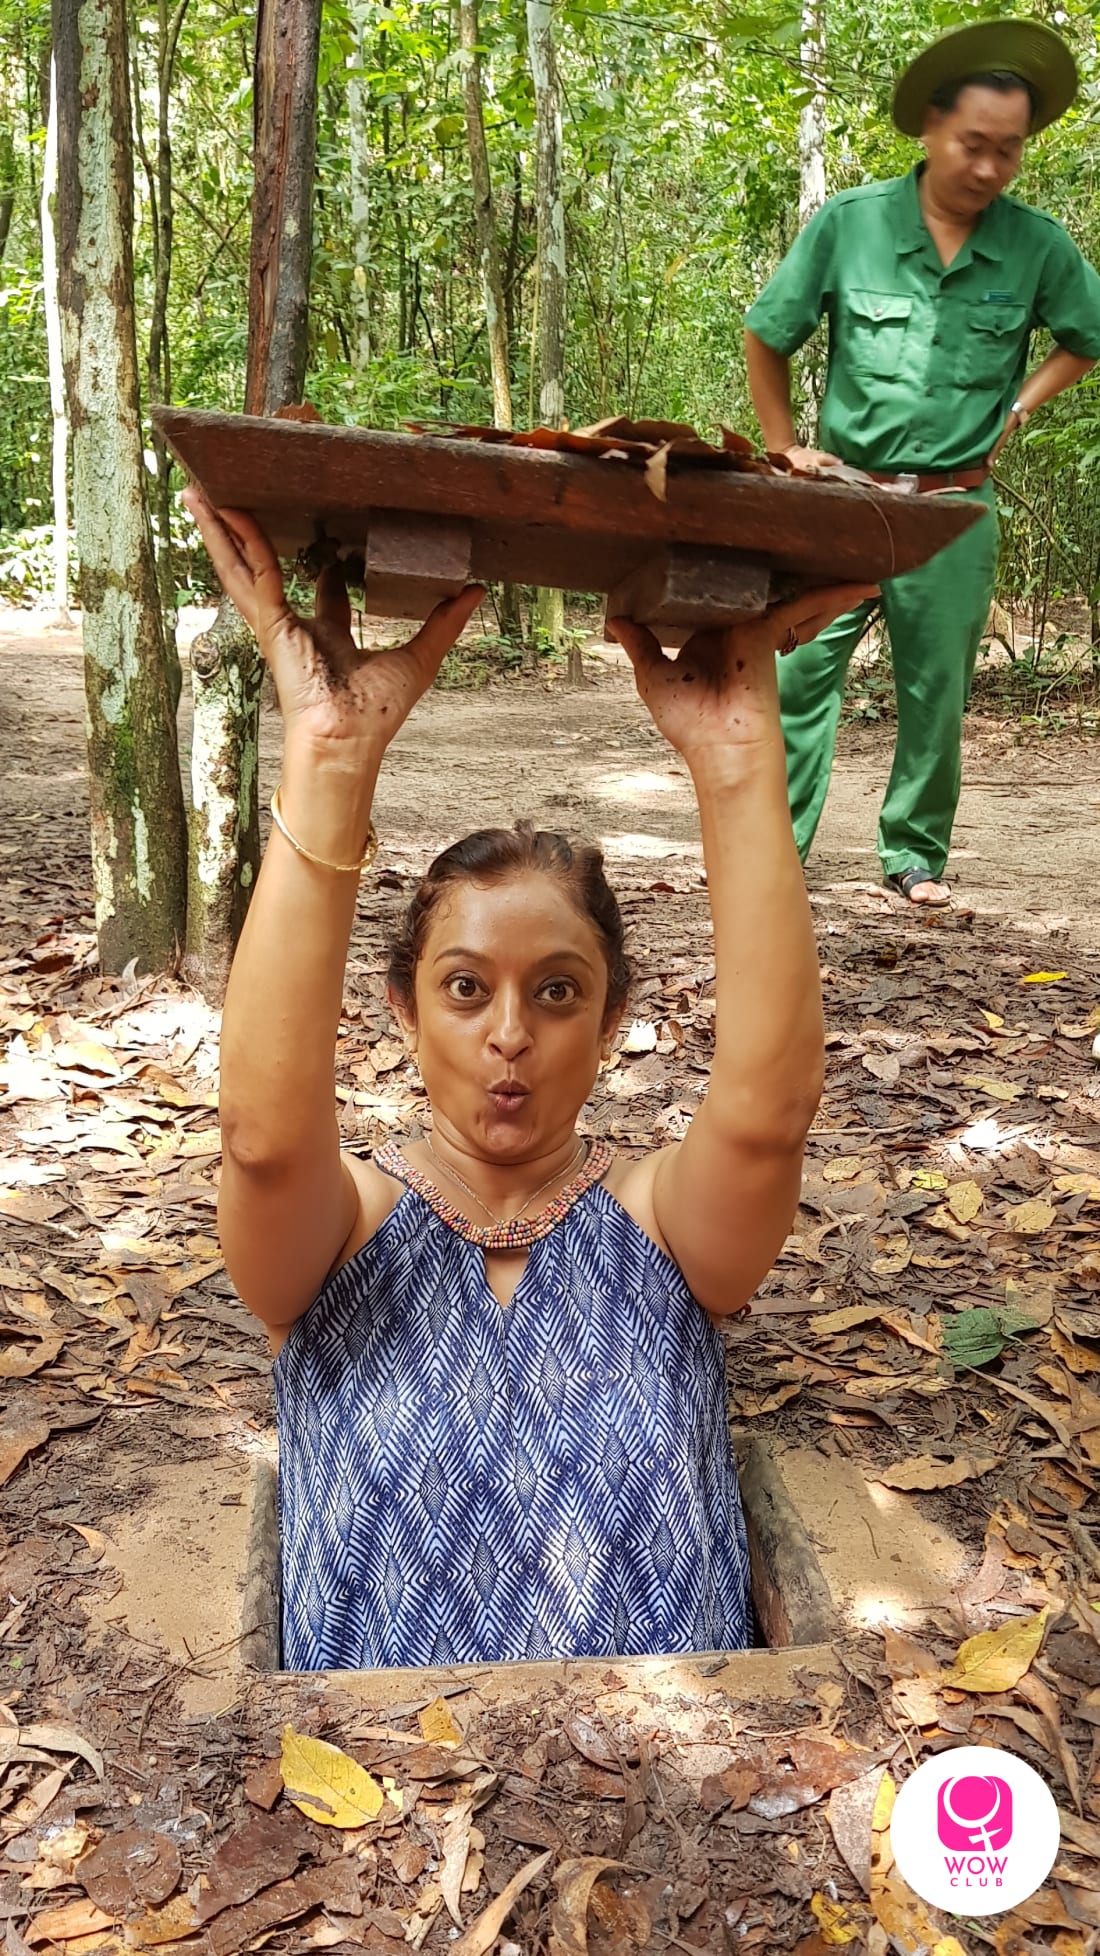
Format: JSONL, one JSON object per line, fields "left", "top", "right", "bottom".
{"left": 891, "top": 1746, "right": 1059, "bottom": 1918}
{"left": 937, "top": 1773, "right": 1012, "bottom": 1888}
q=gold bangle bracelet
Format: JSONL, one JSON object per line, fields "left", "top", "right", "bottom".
{"left": 270, "top": 784, "right": 379, "bottom": 876}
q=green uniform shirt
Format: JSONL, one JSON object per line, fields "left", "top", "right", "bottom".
{"left": 744, "top": 167, "right": 1100, "bottom": 472}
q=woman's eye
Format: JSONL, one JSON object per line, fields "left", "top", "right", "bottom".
{"left": 446, "top": 975, "right": 481, "bottom": 1000}
{"left": 541, "top": 979, "right": 578, "bottom": 1003}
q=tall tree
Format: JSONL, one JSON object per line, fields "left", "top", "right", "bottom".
{"left": 39, "top": 54, "right": 70, "bottom": 627}
{"left": 0, "top": 126, "right": 14, "bottom": 266}
{"left": 53, "top": 0, "right": 186, "bottom": 976}
{"left": 134, "top": 0, "right": 191, "bottom": 704}
{"left": 460, "top": 0, "right": 511, "bottom": 430}
{"left": 347, "top": 0, "right": 372, "bottom": 369}
{"left": 526, "top": 0, "right": 569, "bottom": 668}
{"left": 460, "top": 0, "right": 521, "bottom": 642}
{"left": 183, "top": 0, "right": 322, "bottom": 999}
{"left": 798, "top": 0, "right": 826, "bottom": 227}
{"left": 797, "top": 0, "right": 826, "bottom": 438}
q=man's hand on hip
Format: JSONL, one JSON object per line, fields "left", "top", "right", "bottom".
{"left": 781, "top": 443, "right": 842, "bottom": 472}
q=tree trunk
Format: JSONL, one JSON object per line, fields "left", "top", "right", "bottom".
{"left": 0, "top": 128, "right": 14, "bottom": 267}
{"left": 245, "top": 0, "right": 321, "bottom": 416}
{"left": 459, "top": 0, "right": 521, "bottom": 642}
{"left": 182, "top": 0, "right": 322, "bottom": 1000}
{"left": 145, "top": 0, "right": 190, "bottom": 705}
{"left": 40, "top": 56, "right": 71, "bottom": 629}
{"left": 798, "top": 0, "right": 826, "bottom": 229}
{"left": 798, "top": 0, "right": 826, "bottom": 442}
{"left": 526, "top": 0, "right": 568, "bottom": 666}
{"left": 347, "top": 1, "right": 372, "bottom": 368}
{"left": 53, "top": 0, "right": 187, "bottom": 976}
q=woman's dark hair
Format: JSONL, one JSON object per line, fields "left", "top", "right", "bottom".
{"left": 927, "top": 68, "right": 1038, "bottom": 126}
{"left": 387, "top": 822, "right": 632, "bottom": 1016}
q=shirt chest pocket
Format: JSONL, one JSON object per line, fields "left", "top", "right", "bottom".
{"left": 843, "top": 289, "right": 913, "bottom": 377}
{"left": 957, "top": 304, "right": 1028, "bottom": 389}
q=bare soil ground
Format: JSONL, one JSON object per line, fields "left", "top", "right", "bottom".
{"left": 2, "top": 608, "right": 1100, "bottom": 1955}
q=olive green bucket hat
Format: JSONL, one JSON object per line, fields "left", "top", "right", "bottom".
{"left": 893, "top": 18, "right": 1077, "bottom": 136}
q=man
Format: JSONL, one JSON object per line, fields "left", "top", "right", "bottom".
{"left": 744, "top": 19, "right": 1100, "bottom": 905}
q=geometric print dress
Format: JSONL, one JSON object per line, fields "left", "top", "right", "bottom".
{"left": 274, "top": 1142, "right": 752, "bottom": 1669}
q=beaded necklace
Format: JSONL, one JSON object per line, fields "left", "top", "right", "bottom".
{"left": 425, "top": 1135, "right": 584, "bottom": 1230}
{"left": 374, "top": 1136, "right": 615, "bottom": 1251}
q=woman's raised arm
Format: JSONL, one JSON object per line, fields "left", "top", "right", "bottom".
{"left": 184, "top": 490, "right": 483, "bottom": 1332}
{"left": 609, "top": 585, "right": 875, "bottom": 1316}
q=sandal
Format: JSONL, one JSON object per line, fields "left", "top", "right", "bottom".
{"left": 885, "top": 865, "right": 951, "bottom": 908}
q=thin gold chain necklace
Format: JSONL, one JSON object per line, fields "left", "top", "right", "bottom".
{"left": 425, "top": 1136, "right": 585, "bottom": 1229}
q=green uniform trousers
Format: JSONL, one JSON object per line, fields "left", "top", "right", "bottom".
{"left": 778, "top": 481, "right": 999, "bottom": 882}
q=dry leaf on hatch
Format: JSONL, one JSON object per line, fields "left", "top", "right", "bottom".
{"left": 418, "top": 1696, "right": 463, "bottom": 1746}
{"left": 1003, "top": 1199, "right": 1057, "bottom": 1235}
{"left": 279, "top": 1725, "right": 384, "bottom": 1827}
{"left": 872, "top": 1454, "right": 998, "bottom": 1492}
{"left": 946, "top": 1179, "right": 984, "bottom": 1224}
{"left": 548, "top": 1857, "right": 622, "bottom": 1956}
{"left": 940, "top": 1607, "right": 1050, "bottom": 1694}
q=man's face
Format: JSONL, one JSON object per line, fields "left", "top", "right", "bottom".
{"left": 922, "top": 84, "right": 1031, "bottom": 217}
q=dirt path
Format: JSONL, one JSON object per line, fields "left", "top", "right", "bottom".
{"left": 3, "top": 608, "right": 1100, "bottom": 1954}
{"left": 2, "top": 609, "right": 1096, "bottom": 946}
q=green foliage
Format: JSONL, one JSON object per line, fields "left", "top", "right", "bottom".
{"left": 1, "top": 0, "right": 1100, "bottom": 659}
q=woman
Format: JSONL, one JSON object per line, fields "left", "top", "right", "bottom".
{"left": 186, "top": 484, "right": 872, "bottom": 1669}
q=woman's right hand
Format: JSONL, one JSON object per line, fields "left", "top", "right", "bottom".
{"left": 183, "top": 488, "right": 485, "bottom": 752}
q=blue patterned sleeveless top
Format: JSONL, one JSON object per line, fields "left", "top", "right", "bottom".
{"left": 274, "top": 1141, "right": 752, "bottom": 1669}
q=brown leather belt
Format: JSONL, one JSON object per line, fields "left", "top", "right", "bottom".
{"left": 867, "top": 465, "right": 990, "bottom": 494}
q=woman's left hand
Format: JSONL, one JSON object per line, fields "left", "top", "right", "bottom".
{"left": 608, "top": 583, "right": 877, "bottom": 761}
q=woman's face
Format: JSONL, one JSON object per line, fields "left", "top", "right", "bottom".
{"left": 393, "top": 873, "right": 622, "bottom": 1160}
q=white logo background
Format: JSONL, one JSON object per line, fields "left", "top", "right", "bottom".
{"left": 890, "top": 1745, "right": 1060, "bottom": 1917}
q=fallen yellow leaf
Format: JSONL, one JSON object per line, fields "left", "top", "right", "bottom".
{"left": 418, "top": 1696, "right": 463, "bottom": 1746}
{"left": 280, "top": 1725, "right": 384, "bottom": 1827}
{"left": 946, "top": 1178, "right": 984, "bottom": 1224}
{"left": 941, "top": 1607, "right": 1049, "bottom": 1693}
{"left": 121, "top": 1897, "right": 198, "bottom": 1948}
{"left": 1021, "top": 971, "right": 1067, "bottom": 984}
{"left": 980, "top": 1010, "right": 1005, "bottom": 1030}
{"left": 911, "top": 1169, "right": 948, "bottom": 1190}
{"left": 809, "top": 1303, "right": 883, "bottom": 1335}
{"left": 1004, "top": 1199, "right": 1057, "bottom": 1235}
{"left": 822, "top": 1156, "right": 868, "bottom": 1183}
{"left": 962, "top": 1075, "right": 1024, "bottom": 1102}
{"left": 809, "top": 1892, "right": 863, "bottom": 1944}
{"left": 1054, "top": 1173, "right": 1100, "bottom": 1200}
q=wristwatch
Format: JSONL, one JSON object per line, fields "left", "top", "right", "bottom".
{"left": 1011, "top": 399, "right": 1031, "bottom": 427}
